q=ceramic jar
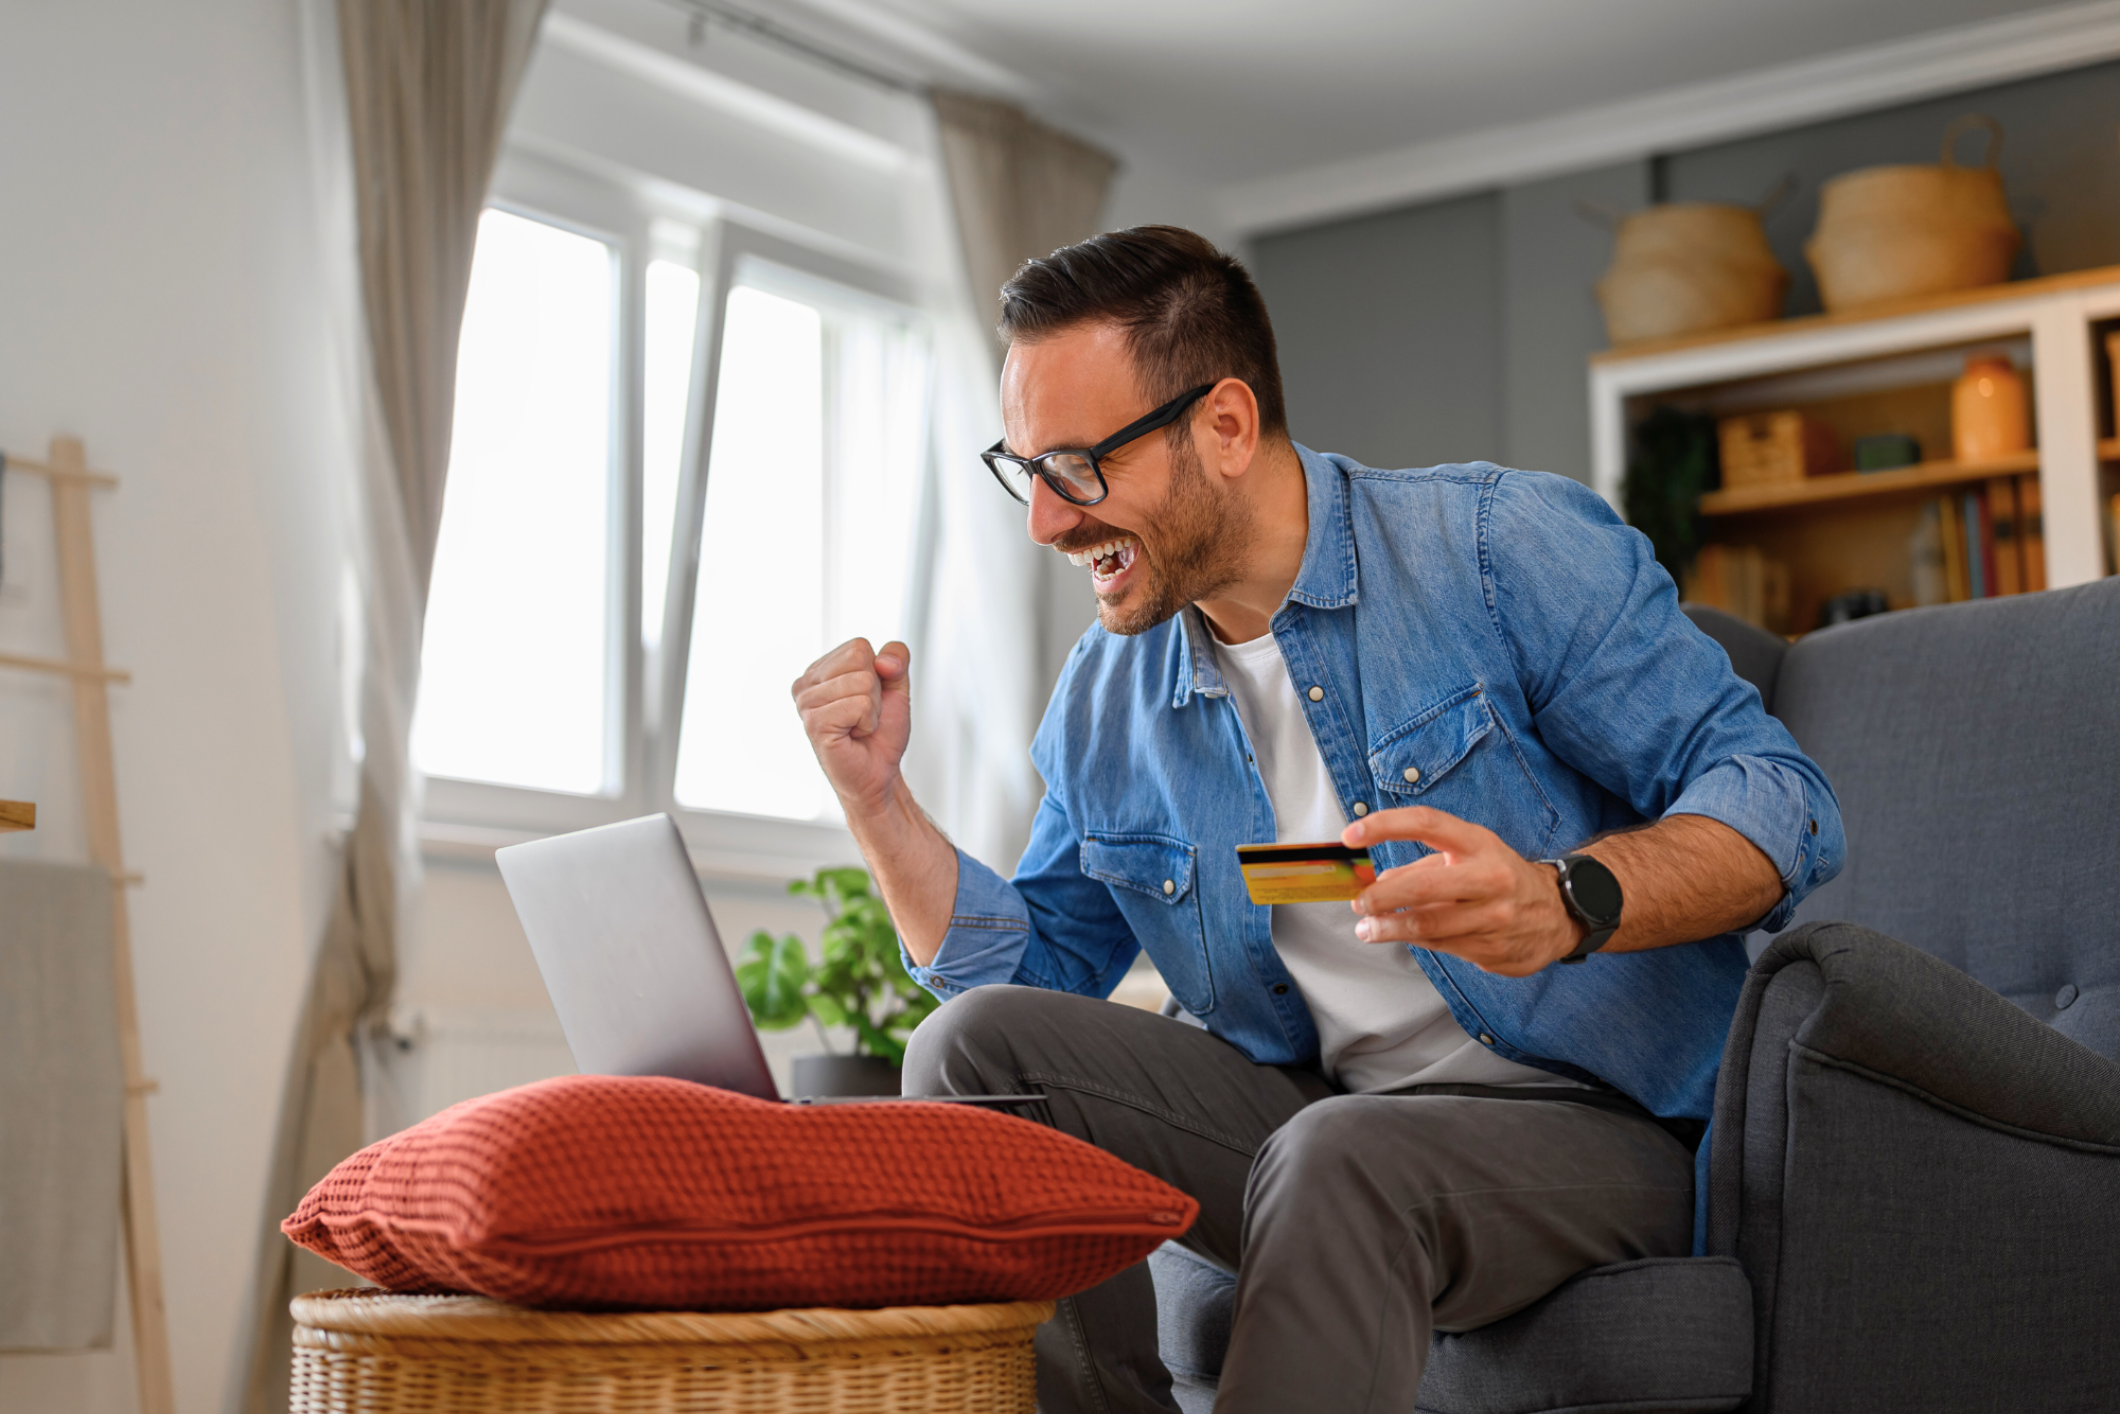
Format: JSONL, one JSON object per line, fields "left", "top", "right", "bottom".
{"left": 1951, "top": 354, "right": 2030, "bottom": 462}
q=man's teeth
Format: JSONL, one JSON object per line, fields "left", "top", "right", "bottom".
{"left": 1066, "top": 536, "right": 1135, "bottom": 568}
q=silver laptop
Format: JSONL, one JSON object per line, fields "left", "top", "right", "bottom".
{"left": 495, "top": 813, "right": 1031, "bottom": 1106}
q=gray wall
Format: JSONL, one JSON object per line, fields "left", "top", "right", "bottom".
{"left": 1248, "top": 57, "right": 2120, "bottom": 485}
{"left": 1250, "top": 192, "right": 1503, "bottom": 471}
{"left": 1499, "top": 161, "right": 1651, "bottom": 481}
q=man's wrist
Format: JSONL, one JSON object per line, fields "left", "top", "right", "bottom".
{"left": 840, "top": 773, "right": 958, "bottom": 968}
{"left": 840, "top": 773, "right": 922, "bottom": 849}
{"left": 1542, "top": 853, "right": 1624, "bottom": 963}
{"left": 1540, "top": 860, "right": 1588, "bottom": 964}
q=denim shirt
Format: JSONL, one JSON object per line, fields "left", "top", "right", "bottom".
{"left": 908, "top": 446, "right": 1843, "bottom": 1129}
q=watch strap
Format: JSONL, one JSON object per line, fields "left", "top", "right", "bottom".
{"left": 1545, "top": 855, "right": 1620, "bottom": 964}
{"left": 1558, "top": 921, "right": 1618, "bottom": 963}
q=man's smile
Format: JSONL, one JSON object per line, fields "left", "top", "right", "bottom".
{"left": 1065, "top": 534, "right": 1140, "bottom": 590}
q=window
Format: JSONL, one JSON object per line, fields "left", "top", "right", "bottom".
{"left": 411, "top": 176, "right": 933, "bottom": 865}
{"left": 413, "top": 209, "right": 617, "bottom": 796}
{"left": 671, "top": 266, "right": 929, "bottom": 819}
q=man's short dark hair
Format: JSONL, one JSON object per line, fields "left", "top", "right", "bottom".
{"left": 998, "top": 225, "right": 1287, "bottom": 437}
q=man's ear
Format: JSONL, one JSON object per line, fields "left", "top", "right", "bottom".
{"left": 1200, "top": 377, "right": 1261, "bottom": 481}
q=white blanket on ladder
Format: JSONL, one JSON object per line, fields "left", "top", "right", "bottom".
{"left": 0, "top": 859, "right": 122, "bottom": 1351}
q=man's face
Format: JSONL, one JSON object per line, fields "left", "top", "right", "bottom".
{"left": 1001, "top": 323, "right": 1252, "bottom": 636}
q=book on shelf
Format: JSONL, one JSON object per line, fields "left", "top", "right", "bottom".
{"left": 1964, "top": 489, "right": 1988, "bottom": 599}
{"left": 2020, "top": 476, "right": 2046, "bottom": 592}
{"left": 1938, "top": 494, "right": 1969, "bottom": 601}
{"left": 1917, "top": 476, "right": 2047, "bottom": 603}
{"left": 1684, "top": 544, "right": 1789, "bottom": 632}
{"left": 1909, "top": 501, "right": 1948, "bottom": 606}
{"left": 1987, "top": 477, "right": 2021, "bottom": 596}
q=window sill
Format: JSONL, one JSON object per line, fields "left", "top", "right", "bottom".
{"left": 338, "top": 789, "right": 862, "bottom": 891}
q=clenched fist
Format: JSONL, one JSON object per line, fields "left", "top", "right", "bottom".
{"left": 792, "top": 638, "right": 913, "bottom": 815}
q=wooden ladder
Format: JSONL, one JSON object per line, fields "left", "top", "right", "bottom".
{"left": 1, "top": 436, "right": 174, "bottom": 1414}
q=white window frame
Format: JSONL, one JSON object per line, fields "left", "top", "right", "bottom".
{"left": 419, "top": 147, "right": 932, "bottom": 882}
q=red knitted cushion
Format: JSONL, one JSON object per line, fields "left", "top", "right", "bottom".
{"left": 282, "top": 1074, "right": 1197, "bottom": 1310}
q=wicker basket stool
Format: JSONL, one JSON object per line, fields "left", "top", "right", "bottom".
{"left": 290, "top": 1289, "right": 1053, "bottom": 1414}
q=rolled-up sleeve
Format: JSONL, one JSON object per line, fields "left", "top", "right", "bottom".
{"left": 1663, "top": 755, "right": 1839, "bottom": 931}
{"left": 902, "top": 792, "right": 1143, "bottom": 1000}
{"left": 1484, "top": 472, "right": 1844, "bottom": 929}
{"left": 904, "top": 847, "right": 1036, "bottom": 998}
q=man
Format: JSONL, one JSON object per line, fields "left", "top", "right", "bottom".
{"left": 792, "top": 226, "right": 1841, "bottom": 1413}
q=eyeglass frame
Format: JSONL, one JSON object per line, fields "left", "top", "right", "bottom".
{"left": 980, "top": 382, "right": 1218, "bottom": 507}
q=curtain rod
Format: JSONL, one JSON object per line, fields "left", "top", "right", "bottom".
{"left": 647, "top": 0, "right": 928, "bottom": 96}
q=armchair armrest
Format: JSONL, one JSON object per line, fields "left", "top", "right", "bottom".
{"left": 1721, "top": 922, "right": 2120, "bottom": 1153}
{"left": 1707, "top": 921, "right": 2120, "bottom": 1413}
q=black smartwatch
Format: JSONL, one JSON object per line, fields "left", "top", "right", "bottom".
{"left": 1543, "top": 853, "right": 1622, "bottom": 963}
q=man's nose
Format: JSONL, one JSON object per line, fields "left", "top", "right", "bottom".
{"left": 1025, "top": 473, "right": 1083, "bottom": 547}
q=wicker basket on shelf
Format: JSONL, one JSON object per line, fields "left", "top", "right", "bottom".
{"left": 290, "top": 1288, "right": 1052, "bottom": 1414}
{"left": 1804, "top": 115, "right": 2020, "bottom": 311}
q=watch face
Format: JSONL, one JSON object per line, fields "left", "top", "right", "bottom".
{"left": 1566, "top": 856, "right": 1623, "bottom": 925}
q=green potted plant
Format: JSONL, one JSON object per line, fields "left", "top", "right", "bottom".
{"left": 736, "top": 866, "right": 939, "bottom": 1097}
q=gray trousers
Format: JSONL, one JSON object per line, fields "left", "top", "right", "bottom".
{"left": 902, "top": 984, "right": 1695, "bottom": 1414}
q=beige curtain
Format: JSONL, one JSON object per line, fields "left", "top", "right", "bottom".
{"left": 241, "top": 2, "right": 547, "bottom": 1409}
{"left": 930, "top": 90, "right": 1118, "bottom": 347}
{"left": 910, "top": 93, "right": 1115, "bottom": 871}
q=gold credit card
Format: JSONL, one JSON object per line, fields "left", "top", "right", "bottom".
{"left": 1235, "top": 842, "right": 1377, "bottom": 905}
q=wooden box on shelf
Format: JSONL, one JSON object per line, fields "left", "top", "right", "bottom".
{"left": 2106, "top": 330, "right": 2120, "bottom": 432}
{"left": 1717, "top": 411, "right": 1837, "bottom": 489}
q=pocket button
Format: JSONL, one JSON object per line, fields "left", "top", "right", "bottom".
{"left": 1162, "top": 879, "right": 1175, "bottom": 896}
{"left": 1402, "top": 767, "right": 1421, "bottom": 783}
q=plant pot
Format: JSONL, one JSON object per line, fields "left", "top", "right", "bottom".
{"left": 791, "top": 1054, "right": 903, "bottom": 1098}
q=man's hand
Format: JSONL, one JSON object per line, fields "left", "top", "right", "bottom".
{"left": 793, "top": 638, "right": 912, "bottom": 814}
{"left": 1340, "top": 807, "right": 1579, "bottom": 977}
{"left": 1340, "top": 805, "right": 1787, "bottom": 976}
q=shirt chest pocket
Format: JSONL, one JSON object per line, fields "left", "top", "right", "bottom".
{"left": 1078, "top": 833, "right": 1216, "bottom": 1016}
{"left": 1368, "top": 685, "right": 1560, "bottom": 855}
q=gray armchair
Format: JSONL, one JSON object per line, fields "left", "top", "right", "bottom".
{"left": 1150, "top": 579, "right": 2120, "bottom": 1413}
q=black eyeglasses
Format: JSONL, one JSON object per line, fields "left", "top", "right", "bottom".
{"left": 981, "top": 383, "right": 1216, "bottom": 506}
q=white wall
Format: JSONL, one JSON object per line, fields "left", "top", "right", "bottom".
{"left": 0, "top": 2, "right": 351, "bottom": 1411}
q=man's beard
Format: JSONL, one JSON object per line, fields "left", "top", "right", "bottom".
{"left": 1066, "top": 436, "right": 1256, "bottom": 638}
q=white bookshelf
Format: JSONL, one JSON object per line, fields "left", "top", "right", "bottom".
{"left": 1589, "top": 265, "right": 2120, "bottom": 625}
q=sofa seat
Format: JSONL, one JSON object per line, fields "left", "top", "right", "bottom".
{"left": 1148, "top": 1242, "right": 1752, "bottom": 1414}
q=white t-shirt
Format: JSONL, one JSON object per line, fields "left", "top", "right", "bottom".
{"left": 1213, "top": 627, "right": 1579, "bottom": 1093}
